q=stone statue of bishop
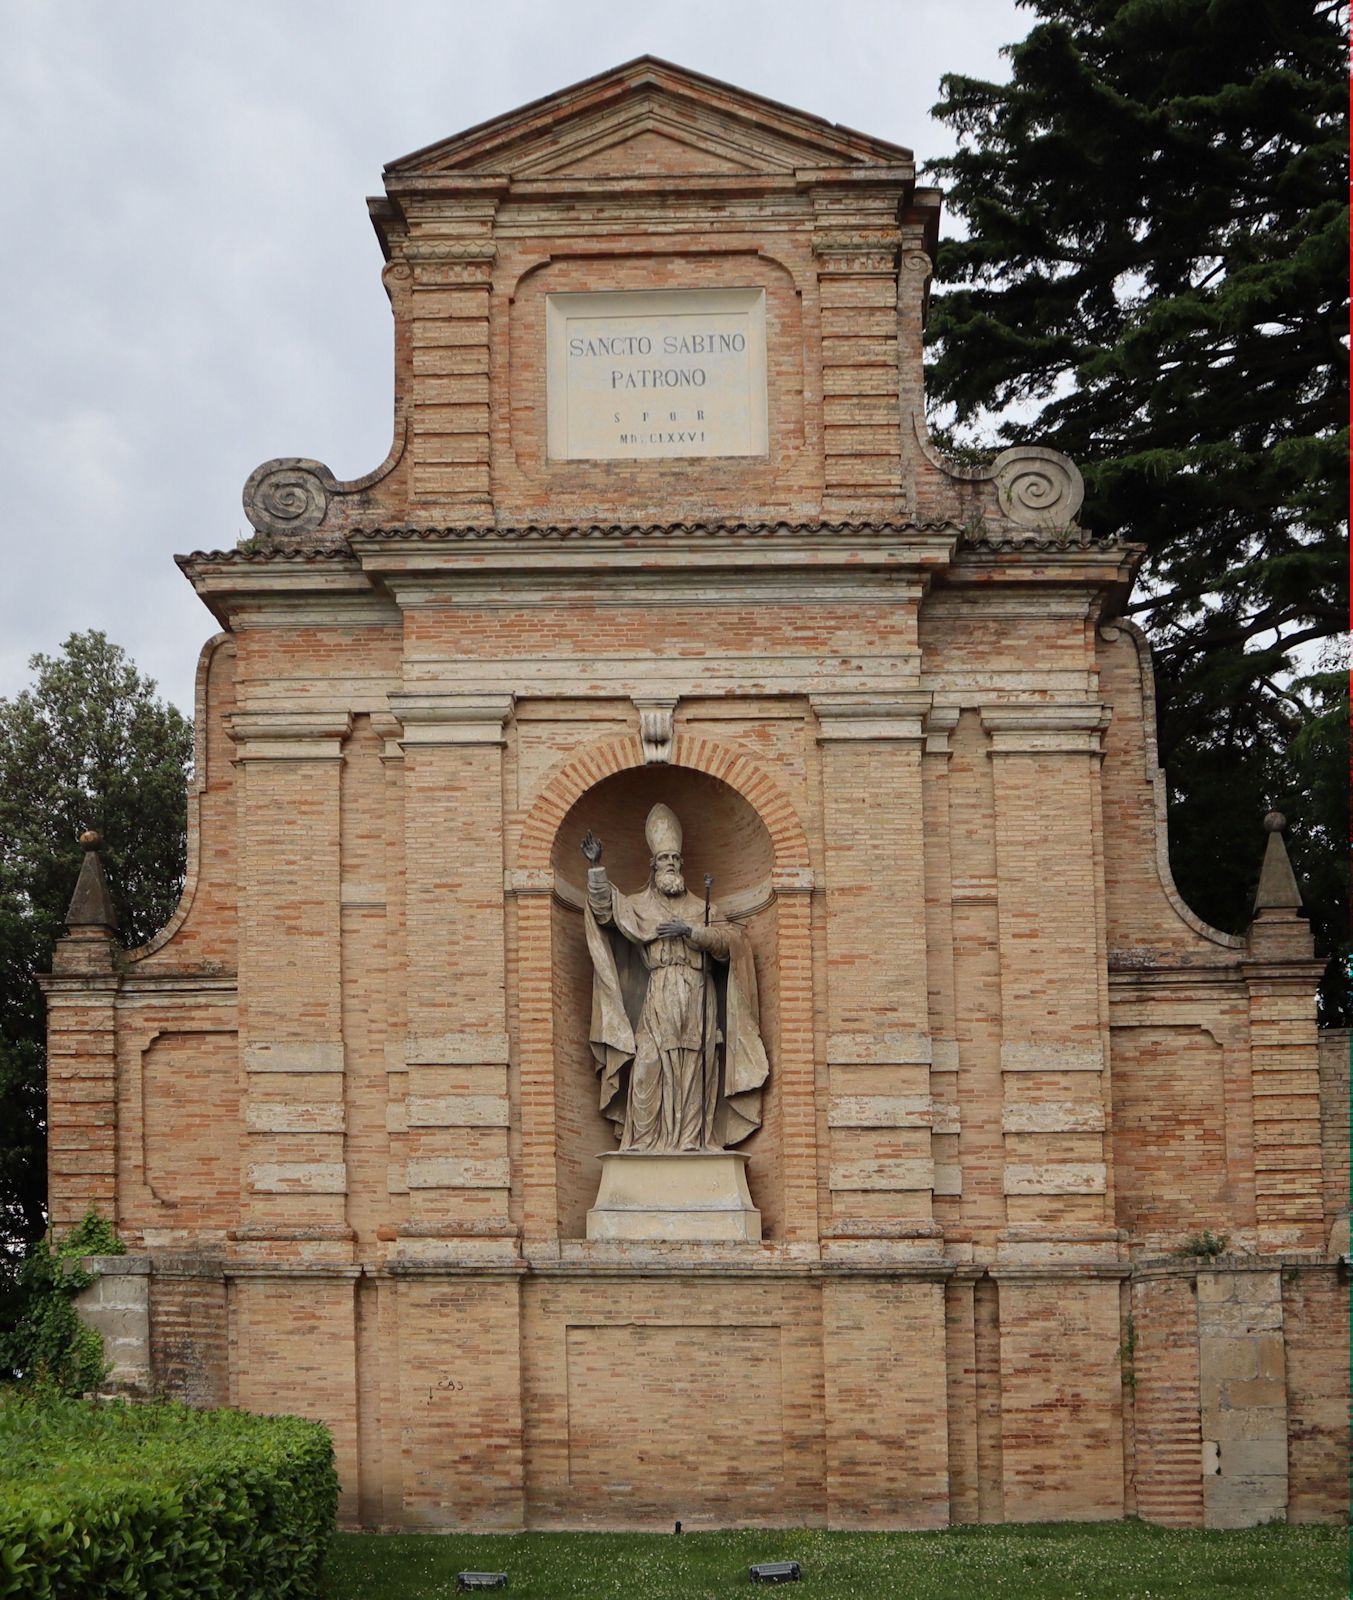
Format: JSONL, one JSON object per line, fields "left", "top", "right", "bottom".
{"left": 581, "top": 803, "right": 769, "bottom": 1151}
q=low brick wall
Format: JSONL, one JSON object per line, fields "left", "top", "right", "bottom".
{"left": 72, "top": 1250, "right": 1349, "bottom": 1528}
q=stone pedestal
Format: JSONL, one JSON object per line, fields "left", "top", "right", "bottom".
{"left": 586, "top": 1151, "right": 762, "bottom": 1242}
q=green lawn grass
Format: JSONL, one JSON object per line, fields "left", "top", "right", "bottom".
{"left": 327, "top": 1520, "right": 1347, "bottom": 1599}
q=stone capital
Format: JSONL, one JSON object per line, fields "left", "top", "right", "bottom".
{"left": 225, "top": 710, "right": 353, "bottom": 761}
{"left": 769, "top": 865, "right": 816, "bottom": 895}
{"left": 504, "top": 867, "right": 555, "bottom": 897}
{"left": 922, "top": 704, "right": 962, "bottom": 755}
{"left": 811, "top": 691, "right": 931, "bottom": 743}
{"left": 980, "top": 702, "right": 1110, "bottom": 755}
{"left": 811, "top": 231, "right": 902, "bottom": 276}
{"left": 389, "top": 692, "right": 514, "bottom": 746}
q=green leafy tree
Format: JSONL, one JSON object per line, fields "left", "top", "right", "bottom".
{"left": 925, "top": 0, "right": 1348, "bottom": 1015}
{"left": 0, "top": 632, "right": 192, "bottom": 1291}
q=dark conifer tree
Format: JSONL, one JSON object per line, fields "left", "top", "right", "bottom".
{"left": 926, "top": 0, "right": 1348, "bottom": 1016}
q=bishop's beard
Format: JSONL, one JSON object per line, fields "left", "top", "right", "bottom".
{"left": 655, "top": 866, "right": 686, "bottom": 897}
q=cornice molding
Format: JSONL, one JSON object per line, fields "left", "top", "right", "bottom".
{"left": 352, "top": 518, "right": 961, "bottom": 544}
{"left": 183, "top": 518, "right": 1136, "bottom": 568}
{"left": 398, "top": 240, "right": 498, "bottom": 262}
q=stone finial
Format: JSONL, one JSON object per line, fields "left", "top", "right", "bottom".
{"left": 64, "top": 831, "right": 119, "bottom": 934}
{"left": 1253, "top": 811, "right": 1303, "bottom": 914}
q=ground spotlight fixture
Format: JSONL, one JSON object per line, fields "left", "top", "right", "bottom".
{"left": 674, "top": 1519, "right": 683, "bottom": 1534}
{"left": 749, "top": 1560, "right": 801, "bottom": 1583}
{"left": 456, "top": 1574, "right": 507, "bottom": 1592}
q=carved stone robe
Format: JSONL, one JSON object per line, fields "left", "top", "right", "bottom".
{"left": 585, "top": 866, "right": 769, "bottom": 1150}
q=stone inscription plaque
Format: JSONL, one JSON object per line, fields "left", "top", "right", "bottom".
{"left": 546, "top": 287, "right": 768, "bottom": 461}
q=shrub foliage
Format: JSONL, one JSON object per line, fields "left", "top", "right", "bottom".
{"left": 0, "top": 1210, "right": 123, "bottom": 1396}
{"left": 0, "top": 1396, "right": 336, "bottom": 1599}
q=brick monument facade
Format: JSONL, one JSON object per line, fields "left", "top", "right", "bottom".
{"left": 46, "top": 59, "right": 1347, "bottom": 1531}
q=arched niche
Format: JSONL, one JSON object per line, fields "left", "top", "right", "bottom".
{"left": 548, "top": 764, "right": 783, "bottom": 1240}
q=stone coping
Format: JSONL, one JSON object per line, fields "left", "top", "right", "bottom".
{"left": 79, "top": 1254, "right": 150, "bottom": 1275}
{"left": 1132, "top": 1251, "right": 1341, "bottom": 1279}
{"left": 99, "top": 1247, "right": 1347, "bottom": 1281}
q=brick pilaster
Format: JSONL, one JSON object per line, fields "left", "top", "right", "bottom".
{"left": 229, "top": 710, "right": 352, "bottom": 1257}
{"left": 391, "top": 693, "right": 515, "bottom": 1259}
{"left": 921, "top": 706, "right": 963, "bottom": 1225}
{"left": 771, "top": 874, "right": 820, "bottom": 1245}
{"left": 512, "top": 872, "right": 559, "bottom": 1248}
{"left": 1241, "top": 819, "right": 1324, "bottom": 1251}
{"left": 983, "top": 704, "right": 1117, "bottom": 1259}
{"left": 404, "top": 228, "right": 499, "bottom": 514}
{"left": 811, "top": 185, "right": 905, "bottom": 518}
{"left": 43, "top": 969, "right": 121, "bottom": 1233}
{"left": 1242, "top": 964, "right": 1325, "bottom": 1251}
{"left": 814, "top": 693, "right": 939, "bottom": 1254}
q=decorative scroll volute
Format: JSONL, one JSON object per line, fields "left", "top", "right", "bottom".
{"left": 992, "top": 446, "right": 1085, "bottom": 530}
{"left": 241, "top": 458, "right": 336, "bottom": 539}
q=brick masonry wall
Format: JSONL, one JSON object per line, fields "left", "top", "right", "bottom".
{"left": 823, "top": 1278, "right": 949, "bottom": 1528}
{"left": 67, "top": 624, "right": 1337, "bottom": 1528}
{"left": 231, "top": 1274, "right": 362, "bottom": 1522}
{"left": 1111, "top": 1027, "right": 1232, "bottom": 1244}
{"left": 523, "top": 1274, "right": 825, "bottom": 1528}
{"left": 1131, "top": 1272, "right": 1204, "bottom": 1527}
{"left": 48, "top": 63, "right": 1343, "bottom": 1533}
{"left": 56, "top": 568, "right": 1338, "bottom": 1529}
{"left": 1317, "top": 1028, "right": 1349, "bottom": 1246}
{"left": 150, "top": 1266, "right": 229, "bottom": 1408}
{"left": 1282, "top": 1266, "right": 1350, "bottom": 1523}
{"left": 996, "top": 1277, "right": 1124, "bottom": 1522}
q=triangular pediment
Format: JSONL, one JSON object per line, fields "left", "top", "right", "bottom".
{"left": 534, "top": 119, "right": 760, "bottom": 178}
{"left": 385, "top": 56, "right": 913, "bottom": 181}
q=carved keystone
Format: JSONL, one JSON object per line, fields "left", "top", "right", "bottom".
{"left": 633, "top": 697, "right": 677, "bottom": 764}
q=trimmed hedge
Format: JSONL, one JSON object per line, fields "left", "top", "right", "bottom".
{"left": 0, "top": 1395, "right": 336, "bottom": 1599}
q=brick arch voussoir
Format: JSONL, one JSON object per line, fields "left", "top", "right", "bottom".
{"left": 517, "top": 731, "right": 809, "bottom": 874}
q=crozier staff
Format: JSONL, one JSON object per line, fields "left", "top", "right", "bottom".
{"left": 580, "top": 804, "right": 769, "bottom": 1152}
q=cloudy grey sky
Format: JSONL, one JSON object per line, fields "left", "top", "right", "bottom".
{"left": 1, "top": 0, "right": 1025, "bottom": 715}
